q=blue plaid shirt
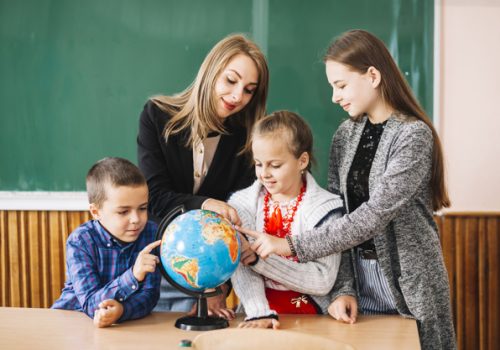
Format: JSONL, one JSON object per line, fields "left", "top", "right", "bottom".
{"left": 52, "top": 220, "right": 161, "bottom": 322}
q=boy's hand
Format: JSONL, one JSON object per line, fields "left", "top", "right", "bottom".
{"left": 235, "top": 226, "right": 291, "bottom": 259}
{"left": 328, "top": 295, "right": 358, "bottom": 324}
{"left": 238, "top": 233, "right": 258, "bottom": 265}
{"left": 133, "top": 240, "right": 161, "bottom": 282}
{"left": 238, "top": 318, "right": 280, "bottom": 329}
{"left": 93, "top": 299, "right": 124, "bottom": 328}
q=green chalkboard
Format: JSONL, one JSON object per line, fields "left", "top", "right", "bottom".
{"left": 0, "top": 0, "right": 433, "bottom": 191}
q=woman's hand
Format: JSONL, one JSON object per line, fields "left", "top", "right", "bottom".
{"left": 328, "top": 295, "right": 358, "bottom": 324}
{"left": 202, "top": 199, "right": 241, "bottom": 226}
{"left": 235, "top": 226, "right": 291, "bottom": 259}
{"left": 238, "top": 318, "right": 280, "bottom": 329}
{"left": 206, "top": 290, "right": 236, "bottom": 320}
{"left": 188, "top": 286, "right": 235, "bottom": 320}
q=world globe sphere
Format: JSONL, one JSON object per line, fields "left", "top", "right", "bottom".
{"left": 158, "top": 209, "right": 241, "bottom": 293}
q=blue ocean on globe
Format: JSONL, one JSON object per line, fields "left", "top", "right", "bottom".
{"left": 159, "top": 209, "right": 241, "bottom": 292}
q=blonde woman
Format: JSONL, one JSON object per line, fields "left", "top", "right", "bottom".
{"left": 137, "top": 34, "right": 269, "bottom": 315}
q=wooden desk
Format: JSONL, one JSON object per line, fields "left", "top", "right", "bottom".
{"left": 0, "top": 307, "right": 420, "bottom": 349}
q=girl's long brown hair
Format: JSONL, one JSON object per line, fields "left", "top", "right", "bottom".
{"left": 324, "top": 30, "right": 450, "bottom": 211}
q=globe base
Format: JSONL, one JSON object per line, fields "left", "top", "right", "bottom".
{"left": 175, "top": 315, "right": 229, "bottom": 331}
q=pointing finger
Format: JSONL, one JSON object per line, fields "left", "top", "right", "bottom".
{"left": 238, "top": 232, "right": 249, "bottom": 243}
{"left": 141, "top": 240, "right": 162, "bottom": 254}
{"left": 235, "top": 226, "right": 260, "bottom": 238}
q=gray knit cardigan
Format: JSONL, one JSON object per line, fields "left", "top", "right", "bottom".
{"left": 291, "top": 115, "right": 456, "bottom": 350}
{"left": 229, "top": 172, "right": 343, "bottom": 319}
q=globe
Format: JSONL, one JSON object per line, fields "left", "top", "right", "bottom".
{"left": 158, "top": 208, "right": 241, "bottom": 293}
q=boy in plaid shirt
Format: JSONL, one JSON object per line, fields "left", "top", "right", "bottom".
{"left": 52, "top": 157, "right": 161, "bottom": 327}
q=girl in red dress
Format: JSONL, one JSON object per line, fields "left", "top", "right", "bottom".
{"left": 229, "top": 110, "right": 344, "bottom": 329}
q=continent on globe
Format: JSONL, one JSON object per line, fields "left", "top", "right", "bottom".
{"left": 171, "top": 256, "right": 200, "bottom": 289}
{"left": 164, "top": 222, "right": 178, "bottom": 237}
{"left": 201, "top": 222, "right": 239, "bottom": 263}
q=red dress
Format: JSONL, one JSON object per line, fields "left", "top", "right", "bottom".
{"left": 263, "top": 181, "right": 320, "bottom": 315}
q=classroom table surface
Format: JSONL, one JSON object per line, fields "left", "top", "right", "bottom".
{"left": 0, "top": 307, "right": 420, "bottom": 350}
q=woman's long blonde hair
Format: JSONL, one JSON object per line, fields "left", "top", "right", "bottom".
{"left": 324, "top": 30, "right": 450, "bottom": 211}
{"left": 152, "top": 34, "right": 269, "bottom": 151}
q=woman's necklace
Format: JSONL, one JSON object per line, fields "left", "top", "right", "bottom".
{"left": 263, "top": 180, "right": 307, "bottom": 238}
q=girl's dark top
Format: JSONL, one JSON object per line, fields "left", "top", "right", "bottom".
{"left": 346, "top": 118, "right": 387, "bottom": 250}
{"left": 137, "top": 100, "right": 255, "bottom": 223}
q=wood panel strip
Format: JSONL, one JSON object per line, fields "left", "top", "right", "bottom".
{"left": 465, "top": 217, "right": 479, "bottom": 349}
{"left": 40, "top": 211, "right": 51, "bottom": 308}
{"left": 19, "top": 211, "right": 29, "bottom": 307}
{"left": 486, "top": 218, "right": 499, "bottom": 349}
{"left": 478, "top": 217, "right": 486, "bottom": 350}
{"left": 454, "top": 216, "right": 465, "bottom": 349}
{"left": 48, "top": 211, "right": 63, "bottom": 306}
{"left": 7, "top": 211, "right": 20, "bottom": 306}
{"left": 27, "top": 211, "right": 41, "bottom": 308}
{"left": 0, "top": 211, "right": 8, "bottom": 306}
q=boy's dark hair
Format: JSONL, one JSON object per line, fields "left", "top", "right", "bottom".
{"left": 251, "top": 110, "right": 316, "bottom": 171}
{"left": 86, "top": 157, "right": 146, "bottom": 207}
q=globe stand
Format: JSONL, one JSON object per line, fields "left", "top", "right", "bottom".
{"left": 174, "top": 289, "right": 229, "bottom": 331}
{"left": 155, "top": 205, "right": 231, "bottom": 331}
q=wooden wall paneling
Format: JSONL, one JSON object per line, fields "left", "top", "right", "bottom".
{"left": 486, "top": 217, "right": 499, "bottom": 349}
{"left": 478, "top": 217, "right": 487, "bottom": 350}
{"left": 439, "top": 213, "right": 500, "bottom": 350}
{"left": 454, "top": 215, "right": 465, "bottom": 349}
{"left": 7, "top": 211, "right": 20, "bottom": 306}
{"left": 27, "top": 211, "right": 42, "bottom": 308}
{"left": 58, "top": 211, "right": 69, "bottom": 303}
{"left": 64, "top": 212, "right": 75, "bottom": 271}
{"left": 0, "top": 211, "right": 8, "bottom": 305}
{"left": 40, "top": 211, "right": 52, "bottom": 308}
{"left": 464, "top": 217, "right": 479, "bottom": 349}
{"left": 19, "top": 211, "right": 29, "bottom": 307}
{"left": 48, "top": 211, "right": 63, "bottom": 307}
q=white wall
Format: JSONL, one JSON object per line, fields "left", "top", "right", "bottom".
{"left": 440, "top": 0, "right": 500, "bottom": 212}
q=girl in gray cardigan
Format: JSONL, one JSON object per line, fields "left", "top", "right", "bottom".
{"left": 230, "top": 111, "right": 343, "bottom": 329}
{"left": 238, "top": 30, "right": 456, "bottom": 349}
